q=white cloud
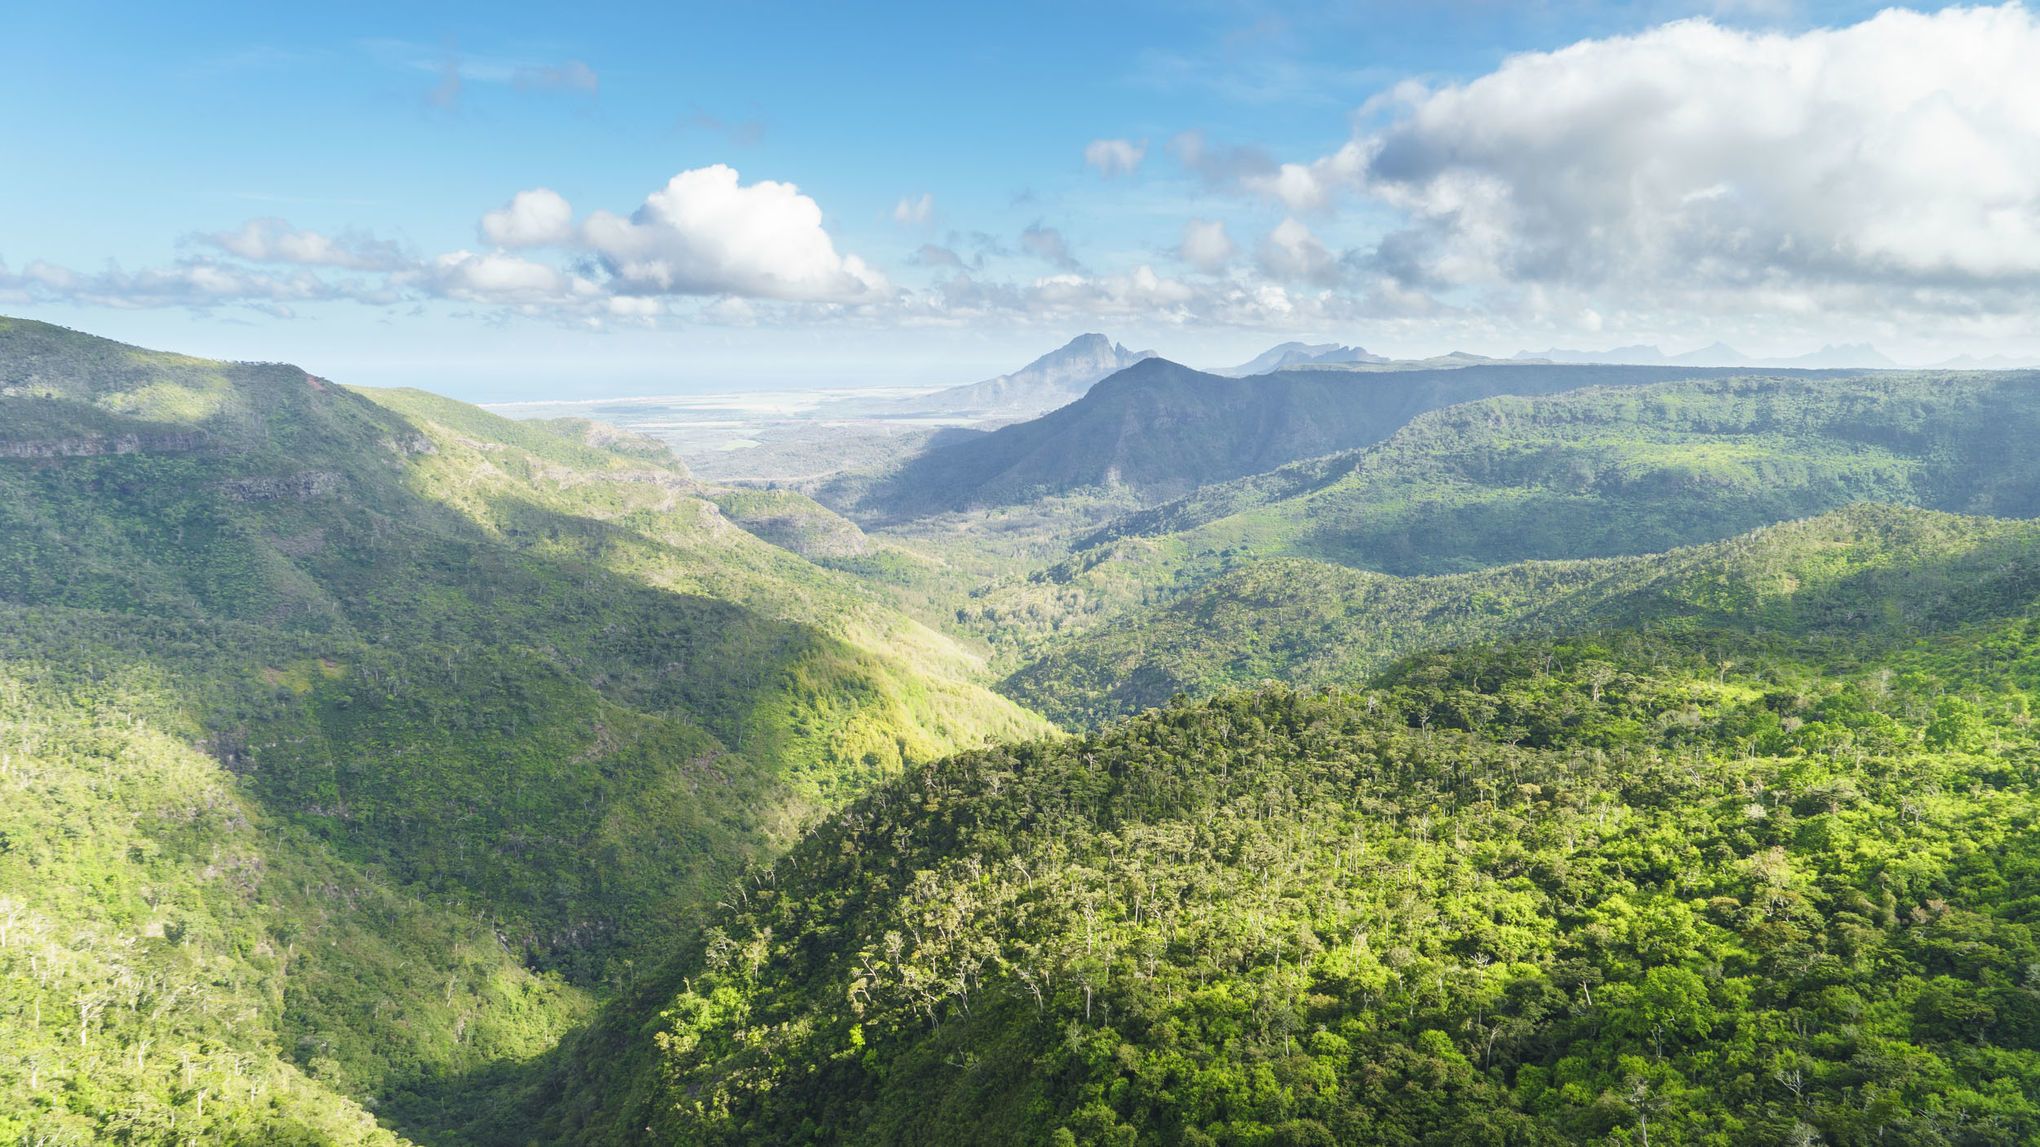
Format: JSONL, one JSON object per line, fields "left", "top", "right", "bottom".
{"left": 1241, "top": 145, "right": 1365, "bottom": 214}
{"left": 1083, "top": 138, "right": 1147, "bottom": 177}
{"left": 196, "top": 218, "right": 410, "bottom": 270}
{"left": 892, "top": 193, "right": 934, "bottom": 225}
{"left": 481, "top": 189, "right": 576, "bottom": 248}
{"left": 1180, "top": 218, "right": 1236, "bottom": 272}
{"left": 1293, "top": 3, "right": 2040, "bottom": 318}
{"left": 424, "top": 249, "right": 596, "bottom": 306}
{"left": 581, "top": 165, "right": 889, "bottom": 302}
{"left": 1257, "top": 219, "right": 1343, "bottom": 286}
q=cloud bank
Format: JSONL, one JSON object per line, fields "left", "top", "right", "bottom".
{"left": 1271, "top": 3, "right": 2040, "bottom": 324}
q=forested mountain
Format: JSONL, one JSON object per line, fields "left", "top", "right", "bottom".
{"left": 949, "top": 371, "right": 2040, "bottom": 670}
{"left": 531, "top": 544, "right": 2040, "bottom": 1143}
{"left": 1093, "top": 372, "right": 2040, "bottom": 572}
{"left": 0, "top": 317, "right": 1044, "bottom": 1143}
{"left": 9, "top": 314, "right": 2040, "bottom": 1147}
{"left": 1006, "top": 505, "right": 2040, "bottom": 725}
{"left": 849, "top": 361, "right": 1814, "bottom": 518}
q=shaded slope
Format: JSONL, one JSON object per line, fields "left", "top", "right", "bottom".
{"left": 857, "top": 360, "right": 1814, "bottom": 518}
{"left": 0, "top": 317, "right": 1047, "bottom": 1142}
{"left": 954, "top": 371, "right": 2040, "bottom": 669}
{"left": 1099, "top": 372, "right": 2040, "bottom": 573}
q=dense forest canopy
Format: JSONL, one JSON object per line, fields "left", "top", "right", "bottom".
{"left": 4, "top": 315, "right": 2040, "bottom": 1146}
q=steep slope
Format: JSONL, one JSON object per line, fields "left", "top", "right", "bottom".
{"left": 948, "top": 370, "right": 2040, "bottom": 667}
{"left": 539, "top": 560, "right": 2040, "bottom": 1143}
{"left": 0, "top": 317, "right": 1047, "bottom": 1142}
{"left": 880, "top": 334, "right": 1154, "bottom": 421}
{"left": 1102, "top": 372, "right": 2040, "bottom": 575}
{"left": 1007, "top": 504, "right": 2040, "bottom": 724}
{"left": 855, "top": 361, "right": 1803, "bottom": 518}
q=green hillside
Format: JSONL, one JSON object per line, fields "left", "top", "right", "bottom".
{"left": 955, "top": 372, "right": 2040, "bottom": 666}
{"left": 10, "top": 314, "right": 2040, "bottom": 1146}
{"left": 848, "top": 361, "right": 1776, "bottom": 518}
{"left": 541, "top": 567, "right": 2040, "bottom": 1144}
{"left": 1006, "top": 505, "right": 2040, "bottom": 725}
{"left": 1101, "top": 373, "right": 2040, "bottom": 574}
{"left": 0, "top": 317, "right": 1046, "bottom": 1143}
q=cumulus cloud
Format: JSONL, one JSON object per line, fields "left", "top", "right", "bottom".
{"left": 893, "top": 193, "right": 934, "bottom": 225}
{"left": 1288, "top": 3, "right": 2040, "bottom": 320}
{"left": 579, "top": 165, "right": 888, "bottom": 302}
{"left": 1256, "top": 218, "right": 1343, "bottom": 286}
{"left": 423, "top": 249, "right": 595, "bottom": 306}
{"left": 1083, "top": 138, "right": 1147, "bottom": 177}
{"left": 195, "top": 218, "right": 410, "bottom": 271}
{"left": 10, "top": 164, "right": 888, "bottom": 321}
{"left": 481, "top": 189, "right": 576, "bottom": 247}
{"left": 1019, "top": 222, "right": 1080, "bottom": 270}
{"left": 1180, "top": 218, "right": 1236, "bottom": 272}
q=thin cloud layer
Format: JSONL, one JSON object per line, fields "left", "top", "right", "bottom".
{"left": 194, "top": 218, "right": 410, "bottom": 271}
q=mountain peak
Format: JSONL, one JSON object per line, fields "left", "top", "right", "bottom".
{"left": 884, "top": 334, "right": 1157, "bottom": 420}
{"left": 1215, "top": 341, "right": 1383, "bottom": 377}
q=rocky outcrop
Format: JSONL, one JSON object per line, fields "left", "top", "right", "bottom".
{"left": 221, "top": 471, "right": 341, "bottom": 501}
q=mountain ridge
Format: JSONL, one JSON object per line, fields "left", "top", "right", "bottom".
{"left": 873, "top": 333, "right": 1155, "bottom": 421}
{"left": 844, "top": 359, "right": 1853, "bottom": 519}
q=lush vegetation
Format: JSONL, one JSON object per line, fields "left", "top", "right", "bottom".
{"left": 0, "top": 317, "right": 1043, "bottom": 1143}
{"left": 10, "top": 314, "right": 2040, "bottom": 1146}
{"left": 1005, "top": 505, "right": 2040, "bottom": 726}
{"left": 549, "top": 587, "right": 2040, "bottom": 1144}
{"left": 943, "top": 371, "right": 2040, "bottom": 669}
{"left": 847, "top": 361, "right": 1756, "bottom": 518}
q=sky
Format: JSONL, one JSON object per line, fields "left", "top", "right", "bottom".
{"left": 5, "top": 0, "right": 2039, "bottom": 399}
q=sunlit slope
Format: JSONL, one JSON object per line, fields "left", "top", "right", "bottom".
{"left": 548, "top": 600, "right": 2040, "bottom": 1144}
{"left": 0, "top": 316, "right": 1045, "bottom": 1142}
{"left": 1007, "top": 504, "right": 2040, "bottom": 724}
{"left": 959, "top": 372, "right": 2040, "bottom": 666}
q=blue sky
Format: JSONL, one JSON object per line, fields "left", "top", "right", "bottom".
{"left": 6, "top": 1, "right": 2035, "bottom": 398}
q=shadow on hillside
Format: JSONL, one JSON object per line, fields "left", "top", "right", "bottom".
{"left": 0, "top": 360, "right": 985, "bottom": 1143}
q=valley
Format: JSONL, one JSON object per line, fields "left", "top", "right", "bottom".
{"left": 4, "top": 316, "right": 2039, "bottom": 1145}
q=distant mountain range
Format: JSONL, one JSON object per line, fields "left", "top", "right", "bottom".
{"left": 1211, "top": 341, "right": 1387, "bottom": 376}
{"left": 1929, "top": 352, "right": 2040, "bottom": 370}
{"left": 843, "top": 336, "right": 2031, "bottom": 435}
{"left": 1514, "top": 341, "right": 1899, "bottom": 369}
{"left": 876, "top": 333, "right": 1154, "bottom": 421}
